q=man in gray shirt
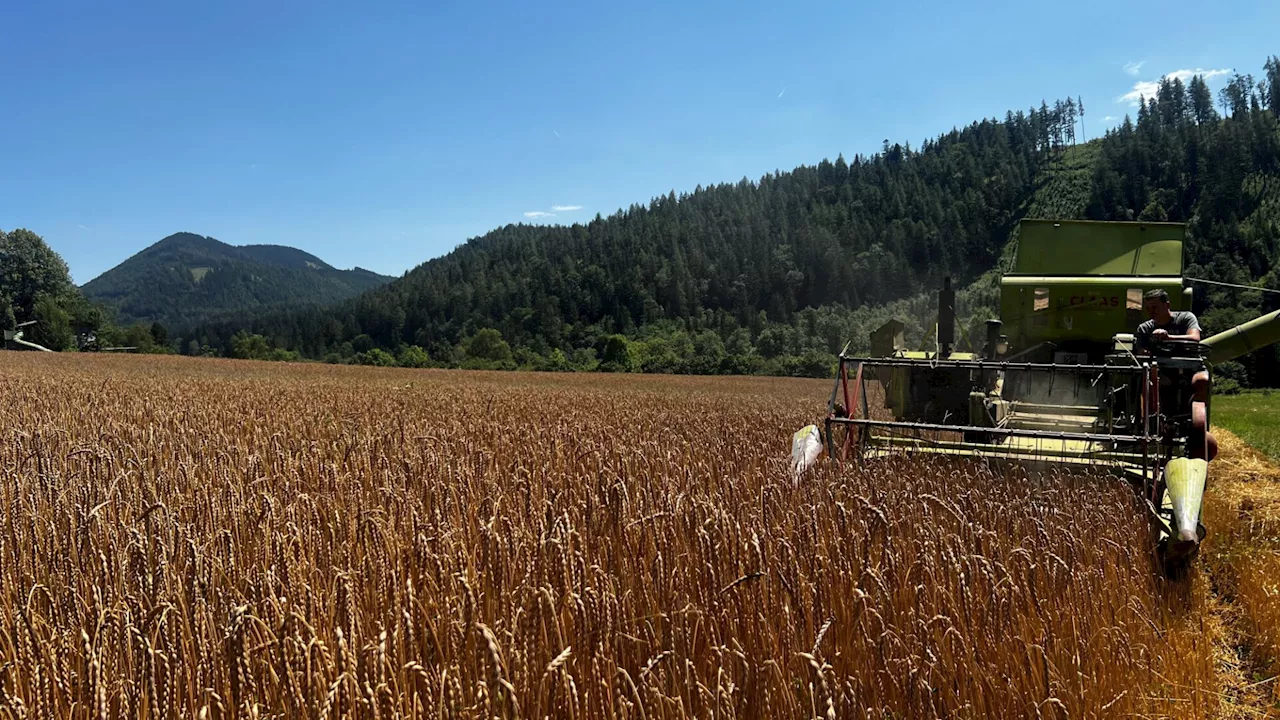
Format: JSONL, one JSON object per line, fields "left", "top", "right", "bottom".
{"left": 1135, "top": 288, "right": 1201, "bottom": 353}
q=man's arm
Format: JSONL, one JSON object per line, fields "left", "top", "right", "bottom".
{"left": 1149, "top": 328, "right": 1200, "bottom": 341}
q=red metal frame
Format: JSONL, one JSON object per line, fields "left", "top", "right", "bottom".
{"left": 840, "top": 362, "right": 863, "bottom": 460}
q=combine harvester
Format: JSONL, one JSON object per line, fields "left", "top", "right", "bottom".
{"left": 2, "top": 320, "right": 53, "bottom": 352}
{"left": 825, "top": 219, "right": 1280, "bottom": 573}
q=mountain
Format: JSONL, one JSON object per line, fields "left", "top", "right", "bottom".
{"left": 190, "top": 56, "right": 1280, "bottom": 381}
{"left": 82, "top": 233, "right": 393, "bottom": 330}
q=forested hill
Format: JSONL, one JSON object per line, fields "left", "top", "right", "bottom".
{"left": 187, "top": 98, "right": 1081, "bottom": 365}
{"left": 82, "top": 233, "right": 392, "bottom": 330}
{"left": 187, "top": 56, "right": 1280, "bottom": 381}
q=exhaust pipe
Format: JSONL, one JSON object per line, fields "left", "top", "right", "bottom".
{"left": 938, "top": 277, "right": 955, "bottom": 357}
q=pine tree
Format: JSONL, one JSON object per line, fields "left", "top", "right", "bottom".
{"left": 1189, "top": 75, "right": 1217, "bottom": 126}
{"left": 1077, "top": 95, "right": 1086, "bottom": 141}
{"left": 1157, "top": 77, "right": 1175, "bottom": 126}
{"left": 1038, "top": 101, "right": 1052, "bottom": 153}
{"left": 1263, "top": 55, "right": 1280, "bottom": 115}
{"left": 1052, "top": 100, "right": 1065, "bottom": 149}
{"left": 1219, "top": 73, "right": 1254, "bottom": 117}
{"left": 1064, "top": 97, "right": 1077, "bottom": 145}
{"left": 1170, "top": 77, "right": 1188, "bottom": 125}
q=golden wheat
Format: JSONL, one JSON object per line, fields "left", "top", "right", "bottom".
{"left": 0, "top": 353, "right": 1220, "bottom": 718}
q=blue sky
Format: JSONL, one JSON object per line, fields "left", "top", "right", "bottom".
{"left": 1, "top": 0, "right": 1277, "bottom": 284}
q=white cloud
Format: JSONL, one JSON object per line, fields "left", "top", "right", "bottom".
{"left": 1123, "top": 60, "right": 1145, "bottom": 77}
{"left": 551, "top": 205, "right": 583, "bottom": 212}
{"left": 777, "top": 87, "right": 786, "bottom": 98}
{"left": 1121, "top": 81, "right": 1160, "bottom": 106}
{"left": 524, "top": 211, "right": 556, "bottom": 219}
{"left": 1118, "top": 67, "right": 1231, "bottom": 106}
{"left": 77, "top": 224, "right": 90, "bottom": 230}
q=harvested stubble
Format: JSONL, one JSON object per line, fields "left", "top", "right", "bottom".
{"left": 1201, "top": 430, "right": 1280, "bottom": 707}
{"left": 0, "top": 354, "right": 1216, "bottom": 718}
{"left": 1237, "top": 553, "right": 1280, "bottom": 685}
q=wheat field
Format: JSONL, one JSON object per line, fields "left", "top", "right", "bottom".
{"left": 0, "top": 354, "right": 1233, "bottom": 717}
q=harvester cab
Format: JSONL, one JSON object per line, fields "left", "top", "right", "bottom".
{"left": 826, "top": 219, "right": 1280, "bottom": 573}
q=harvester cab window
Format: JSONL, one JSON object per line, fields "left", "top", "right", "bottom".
{"left": 1127, "top": 288, "right": 1144, "bottom": 327}
{"left": 1034, "top": 287, "right": 1050, "bottom": 311}
{"left": 1126, "top": 289, "right": 1143, "bottom": 310}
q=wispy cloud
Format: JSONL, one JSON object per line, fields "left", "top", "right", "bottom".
{"left": 777, "top": 87, "right": 786, "bottom": 98}
{"left": 1119, "top": 67, "right": 1231, "bottom": 106}
{"left": 1123, "top": 60, "right": 1145, "bottom": 77}
{"left": 552, "top": 130, "right": 560, "bottom": 139}
{"left": 77, "top": 224, "right": 90, "bottom": 230}
{"left": 524, "top": 211, "right": 556, "bottom": 219}
{"left": 551, "top": 204, "right": 583, "bottom": 212}
{"left": 1102, "top": 115, "right": 1117, "bottom": 123}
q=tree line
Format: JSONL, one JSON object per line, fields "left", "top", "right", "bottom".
{"left": 179, "top": 95, "right": 1087, "bottom": 373}
{"left": 8, "top": 54, "right": 1280, "bottom": 383}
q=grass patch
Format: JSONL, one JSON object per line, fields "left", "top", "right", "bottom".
{"left": 1214, "top": 390, "right": 1280, "bottom": 460}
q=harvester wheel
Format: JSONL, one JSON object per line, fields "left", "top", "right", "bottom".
{"left": 1189, "top": 401, "right": 1215, "bottom": 461}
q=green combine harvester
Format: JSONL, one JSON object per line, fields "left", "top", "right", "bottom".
{"left": 826, "top": 219, "right": 1280, "bottom": 573}
{"left": 2, "top": 321, "right": 53, "bottom": 352}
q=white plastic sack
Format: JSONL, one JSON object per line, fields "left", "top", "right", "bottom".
{"left": 790, "top": 424, "right": 823, "bottom": 479}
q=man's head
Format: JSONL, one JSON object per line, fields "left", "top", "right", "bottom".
{"left": 1142, "top": 288, "right": 1172, "bottom": 323}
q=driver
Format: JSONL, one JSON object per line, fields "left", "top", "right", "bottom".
{"left": 1135, "top": 289, "right": 1201, "bottom": 354}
